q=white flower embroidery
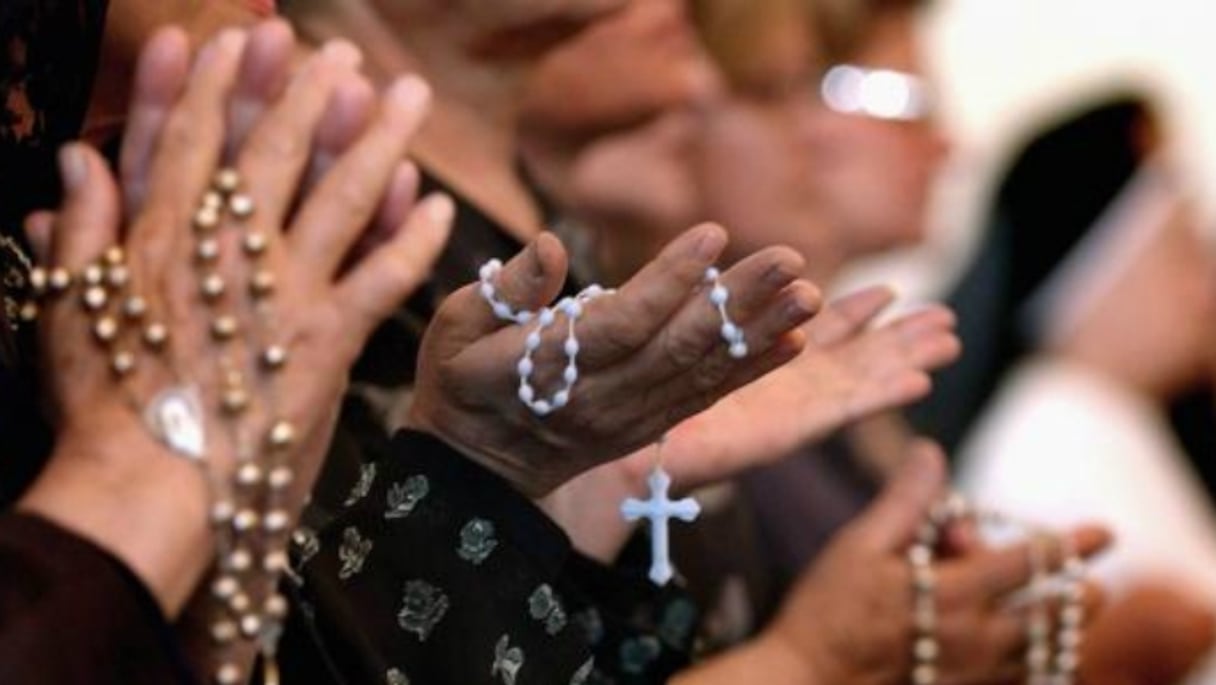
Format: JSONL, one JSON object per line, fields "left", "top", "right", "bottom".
{"left": 344, "top": 462, "right": 378, "bottom": 507}
{"left": 337, "top": 526, "right": 373, "bottom": 580}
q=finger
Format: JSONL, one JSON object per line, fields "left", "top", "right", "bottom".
{"left": 287, "top": 74, "right": 431, "bottom": 276}
{"left": 335, "top": 192, "right": 454, "bottom": 340}
{"left": 627, "top": 279, "right": 819, "bottom": 415}
{"left": 118, "top": 27, "right": 191, "bottom": 214}
{"left": 639, "top": 329, "right": 807, "bottom": 457}
{"left": 849, "top": 439, "right": 948, "bottom": 552}
{"left": 435, "top": 233, "right": 569, "bottom": 349}
{"left": 50, "top": 145, "right": 121, "bottom": 270}
{"left": 575, "top": 223, "right": 728, "bottom": 366}
{"left": 226, "top": 18, "right": 296, "bottom": 158}
{"left": 618, "top": 246, "right": 810, "bottom": 387}
{"left": 951, "top": 526, "right": 1114, "bottom": 602}
{"left": 23, "top": 211, "right": 55, "bottom": 264}
{"left": 343, "top": 160, "right": 420, "bottom": 267}
{"left": 237, "top": 39, "right": 365, "bottom": 232}
{"left": 302, "top": 75, "right": 377, "bottom": 196}
{"left": 137, "top": 28, "right": 247, "bottom": 235}
{"left": 806, "top": 285, "right": 895, "bottom": 346}
{"left": 892, "top": 306, "right": 961, "bottom": 369}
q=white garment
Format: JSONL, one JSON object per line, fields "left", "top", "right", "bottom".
{"left": 958, "top": 358, "right": 1216, "bottom": 683}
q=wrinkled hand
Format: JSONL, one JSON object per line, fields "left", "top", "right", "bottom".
{"left": 408, "top": 223, "right": 821, "bottom": 497}
{"left": 768, "top": 442, "right": 1111, "bottom": 685}
{"left": 18, "top": 22, "right": 450, "bottom": 616}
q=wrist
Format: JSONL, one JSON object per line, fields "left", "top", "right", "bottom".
{"left": 404, "top": 406, "right": 560, "bottom": 499}
{"left": 18, "top": 431, "right": 213, "bottom": 617}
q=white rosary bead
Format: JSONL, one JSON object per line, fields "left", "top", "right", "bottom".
{"left": 704, "top": 267, "right": 747, "bottom": 359}
{"left": 479, "top": 259, "right": 748, "bottom": 415}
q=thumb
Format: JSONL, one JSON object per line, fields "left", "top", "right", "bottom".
{"left": 852, "top": 439, "right": 947, "bottom": 552}
{"left": 434, "top": 231, "right": 569, "bottom": 348}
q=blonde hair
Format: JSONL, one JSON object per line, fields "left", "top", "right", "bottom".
{"left": 809, "top": 0, "right": 929, "bottom": 66}
{"left": 691, "top": 0, "right": 812, "bottom": 90}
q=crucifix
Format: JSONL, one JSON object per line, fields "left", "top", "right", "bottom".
{"left": 621, "top": 465, "right": 701, "bottom": 586}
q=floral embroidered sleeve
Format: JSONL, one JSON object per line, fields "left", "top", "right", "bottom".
{"left": 279, "top": 430, "right": 700, "bottom": 685}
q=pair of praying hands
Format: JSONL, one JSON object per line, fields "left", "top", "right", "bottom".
{"left": 19, "top": 21, "right": 451, "bottom": 623}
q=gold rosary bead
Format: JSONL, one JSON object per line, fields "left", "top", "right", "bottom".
{"left": 268, "top": 466, "right": 294, "bottom": 491}
{"left": 210, "top": 620, "right": 238, "bottom": 645}
{"left": 18, "top": 301, "right": 38, "bottom": 322}
{"left": 264, "top": 593, "right": 289, "bottom": 619}
{"left": 201, "top": 273, "right": 226, "bottom": 301}
{"left": 263, "top": 509, "right": 290, "bottom": 534}
{"left": 142, "top": 323, "right": 169, "bottom": 350}
{"left": 232, "top": 509, "right": 260, "bottom": 532}
{"left": 263, "top": 550, "right": 290, "bottom": 574}
{"left": 93, "top": 316, "right": 119, "bottom": 344}
{"left": 249, "top": 270, "right": 276, "bottom": 298}
{"left": 194, "top": 205, "right": 221, "bottom": 232}
{"left": 222, "top": 387, "right": 249, "bottom": 414}
{"left": 201, "top": 190, "right": 224, "bottom": 210}
{"left": 214, "top": 168, "right": 241, "bottom": 194}
{"left": 196, "top": 237, "right": 220, "bottom": 263}
{"left": 228, "top": 193, "right": 255, "bottom": 219}
{"left": 226, "top": 548, "right": 253, "bottom": 573}
{"left": 81, "top": 264, "right": 104, "bottom": 287}
{"left": 210, "top": 500, "right": 236, "bottom": 526}
{"left": 261, "top": 345, "right": 288, "bottom": 370}
{"left": 28, "top": 267, "right": 47, "bottom": 296}
{"left": 105, "top": 264, "right": 130, "bottom": 289}
{"left": 227, "top": 592, "right": 251, "bottom": 614}
{"left": 242, "top": 231, "right": 268, "bottom": 257}
{"left": 122, "top": 295, "right": 147, "bottom": 320}
{"left": 214, "top": 662, "right": 242, "bottom": 685}
{"left": 239, "top": 613, "right": 262, "bottom": 639}
{"left": 103, "top": 246, "right": 125, "bottom": 266}
{"left": 211, "top": 575, "right": 239, "bottom": 600}
{"left": 267, "top": 420, "right": 296, "bottom": 450}
{"left": 81, "top": 285, "right": 107, "bottom": 311}
{"left": 110, "top": 351, "right": 136, "bottom": 377}
{"left": 235, "top": 463, "right": 263, "bottom": 487}
{"left": 210, "top": 315, "right": 238, "bottom": 341}
{"left": 47, "top": 267, "right": 72, "bottom": 293}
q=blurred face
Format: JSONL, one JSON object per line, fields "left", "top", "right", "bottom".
{"left": 1059, "top": 203, "right": 1216, "bottom": 397}
{"left": 525, "top": 0, "right": 721, "bottom": 138}
{"left": 695, "top": 16, "right": 828, "bottom": 266}
{"left": 800, "top": 10, "right": 951, "bottom": 255}
{"left": 371, "top": 0, "right": 628, "bottom": 48}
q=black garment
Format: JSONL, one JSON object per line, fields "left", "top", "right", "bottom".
{"left": 906, "top": 97, "right": 1151, "bottom": 456}
{"left": 0, "top": 514, "right": 194, "bottom": 684}
{"left": 280, "top": 173, "right": 699, "bottom": 685}
{"left": 0, "top": 0, "right": 108, "bottom": 504}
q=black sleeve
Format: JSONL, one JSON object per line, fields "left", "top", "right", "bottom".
{"left": 0, "top": 513, "right": 196, "bottom": 684}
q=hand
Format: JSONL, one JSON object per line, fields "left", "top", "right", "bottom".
{"left": 408, "top": 223, "right": 822, "bottom": 497}
{"left": 1080, "top": 581, "right": 1215, "bottom": 685}
{"left": 767, "top": 442, "right": 1111, "bottom": 685}
{"left": 541, "top": 287, "right": 958, "bottom": 562}
{"left": 660, "top": 285, "right": 959, "bottom": 487}
{"left": 17, "top": 22, "right": 451, "bottom": 617}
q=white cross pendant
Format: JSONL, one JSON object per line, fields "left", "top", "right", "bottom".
{"left": 621, "top": 466, "right": 700, "bottom": 586}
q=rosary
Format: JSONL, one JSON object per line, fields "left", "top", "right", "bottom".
{"left": 479, "top": 261, "right": 747, "bottom": 585}
{"left": 909, "top": 495, "right": 1087, "bottom": 685}
{"left": 24, "top": 168, "right": 295, "bottom": 685}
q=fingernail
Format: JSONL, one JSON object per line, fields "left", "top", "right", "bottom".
{"left": 58, "top": 144, "right": 87, "bottom": 190}
{"left": 387, "top": 75, "right": 431, "bottom": 110}
{"left": 427, "top": 193, "right": 455, "bottom": 224}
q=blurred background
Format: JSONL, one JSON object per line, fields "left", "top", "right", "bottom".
{"left": 841, "top": 0, "right": 1216, "bottom": 300}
